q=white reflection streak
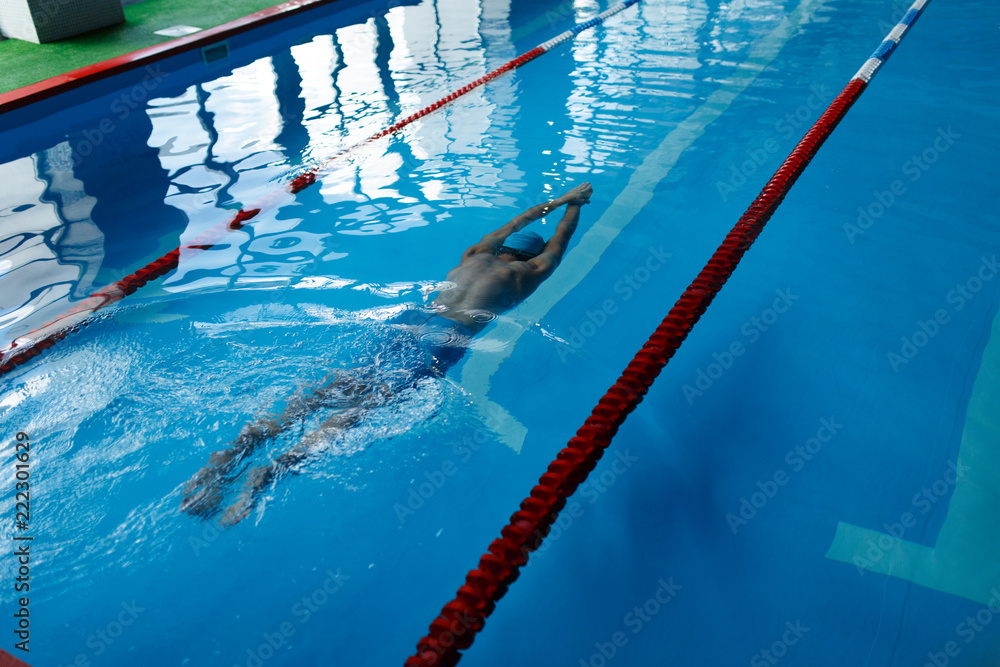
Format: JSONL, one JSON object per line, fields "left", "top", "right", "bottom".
{"left": 436, "top": 0, "right": 494, "bottom": 197}
{"left": 387, "top": 0, "right": 505, "bottom": 204}
{"left": 202, "top": 59, "right": 282, "bottom": 164}
{"left": 386, "top": 0, "right": 443, "bottom": 198}
{"left": 158, "top": 60, "right": 289, "bottom": 293}
{"left": 155, "top": 97, "right": 247, "bottom": 293}
{"left": 0, "top": 156, "right": 77, "bottom": 346}
{"left": 148, "top": 87, "right": 224, "bottom": 294}
{"left": 148, "top": 87, "right": 205, "bottom": 217}
{"left": 313, "top": 21, "right": 383, "bottom": 207}
{"left": 291, "top": 36, "right": 340, "bottom": 156}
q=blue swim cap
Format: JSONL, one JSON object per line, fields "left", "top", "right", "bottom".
{"left": 499, "top": 230, "right": 545, "bottom": 258}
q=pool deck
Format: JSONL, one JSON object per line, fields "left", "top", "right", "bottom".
{"left": 0, "top": 0, "right": 280, "bottom": 96}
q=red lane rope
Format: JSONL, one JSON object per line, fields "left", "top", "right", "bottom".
{"left": 404, "top": 77, "right": 868, "bottom": 667}
{"left": 0, "top": 49, "right": 547, "bottom": 380}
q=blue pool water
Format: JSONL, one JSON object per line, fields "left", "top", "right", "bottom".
{"left": 1, "top": 0, "right": 999, "bottom": 665}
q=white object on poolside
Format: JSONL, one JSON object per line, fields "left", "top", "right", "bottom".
{"left": 154, "top": 25, "right": 203, "bottom": 38}
{"left": 0, "top": 0, "right": 124, "bottom": 44}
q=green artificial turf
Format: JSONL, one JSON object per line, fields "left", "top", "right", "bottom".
{"left": 0, "top": 0, "right": 278, "bottom": 94}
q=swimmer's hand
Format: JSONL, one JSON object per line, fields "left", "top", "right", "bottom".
{"left": 562, "top": 182, "right": 593, "bottom": 205}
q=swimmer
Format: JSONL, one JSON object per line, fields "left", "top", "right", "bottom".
{"left": 181, "top": 182, "right": 593, "bottom": 525}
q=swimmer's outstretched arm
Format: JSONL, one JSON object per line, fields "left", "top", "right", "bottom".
{"left": 526, "top": 183, "right": 593, "bottom": 277}
{"left": 462, "top": 182, "right": 592, "bottom": 258}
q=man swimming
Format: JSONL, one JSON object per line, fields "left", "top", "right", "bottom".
{"left": 181, "top": 182, "right": 593, "bottom": 525}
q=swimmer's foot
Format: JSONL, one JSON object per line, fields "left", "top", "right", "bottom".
{"left": 180, "top": 449, "right": 243, "bottom": 516}
{"left": 179, "top": 483, "right": 224, "bottom": 518}
{"left": 218, "top": 464, "right": 274, "bottom": 527}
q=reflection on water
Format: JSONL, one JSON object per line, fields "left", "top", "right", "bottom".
{"left": 0, "top": 148, "right": 103, "bottom": 333}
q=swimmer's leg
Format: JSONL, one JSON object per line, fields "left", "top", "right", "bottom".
{"left": 216, "top": 369, "right": 413, "bottom": 525}
{"left": 181, "top": 369, "right": 372, "bottom": 517}
{"left": 217, "top": 407, "right": 368, "bottom": 526}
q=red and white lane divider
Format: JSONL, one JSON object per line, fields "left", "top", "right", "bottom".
{"left": 403, "top": 1, "right": 931, "bottom": 665}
